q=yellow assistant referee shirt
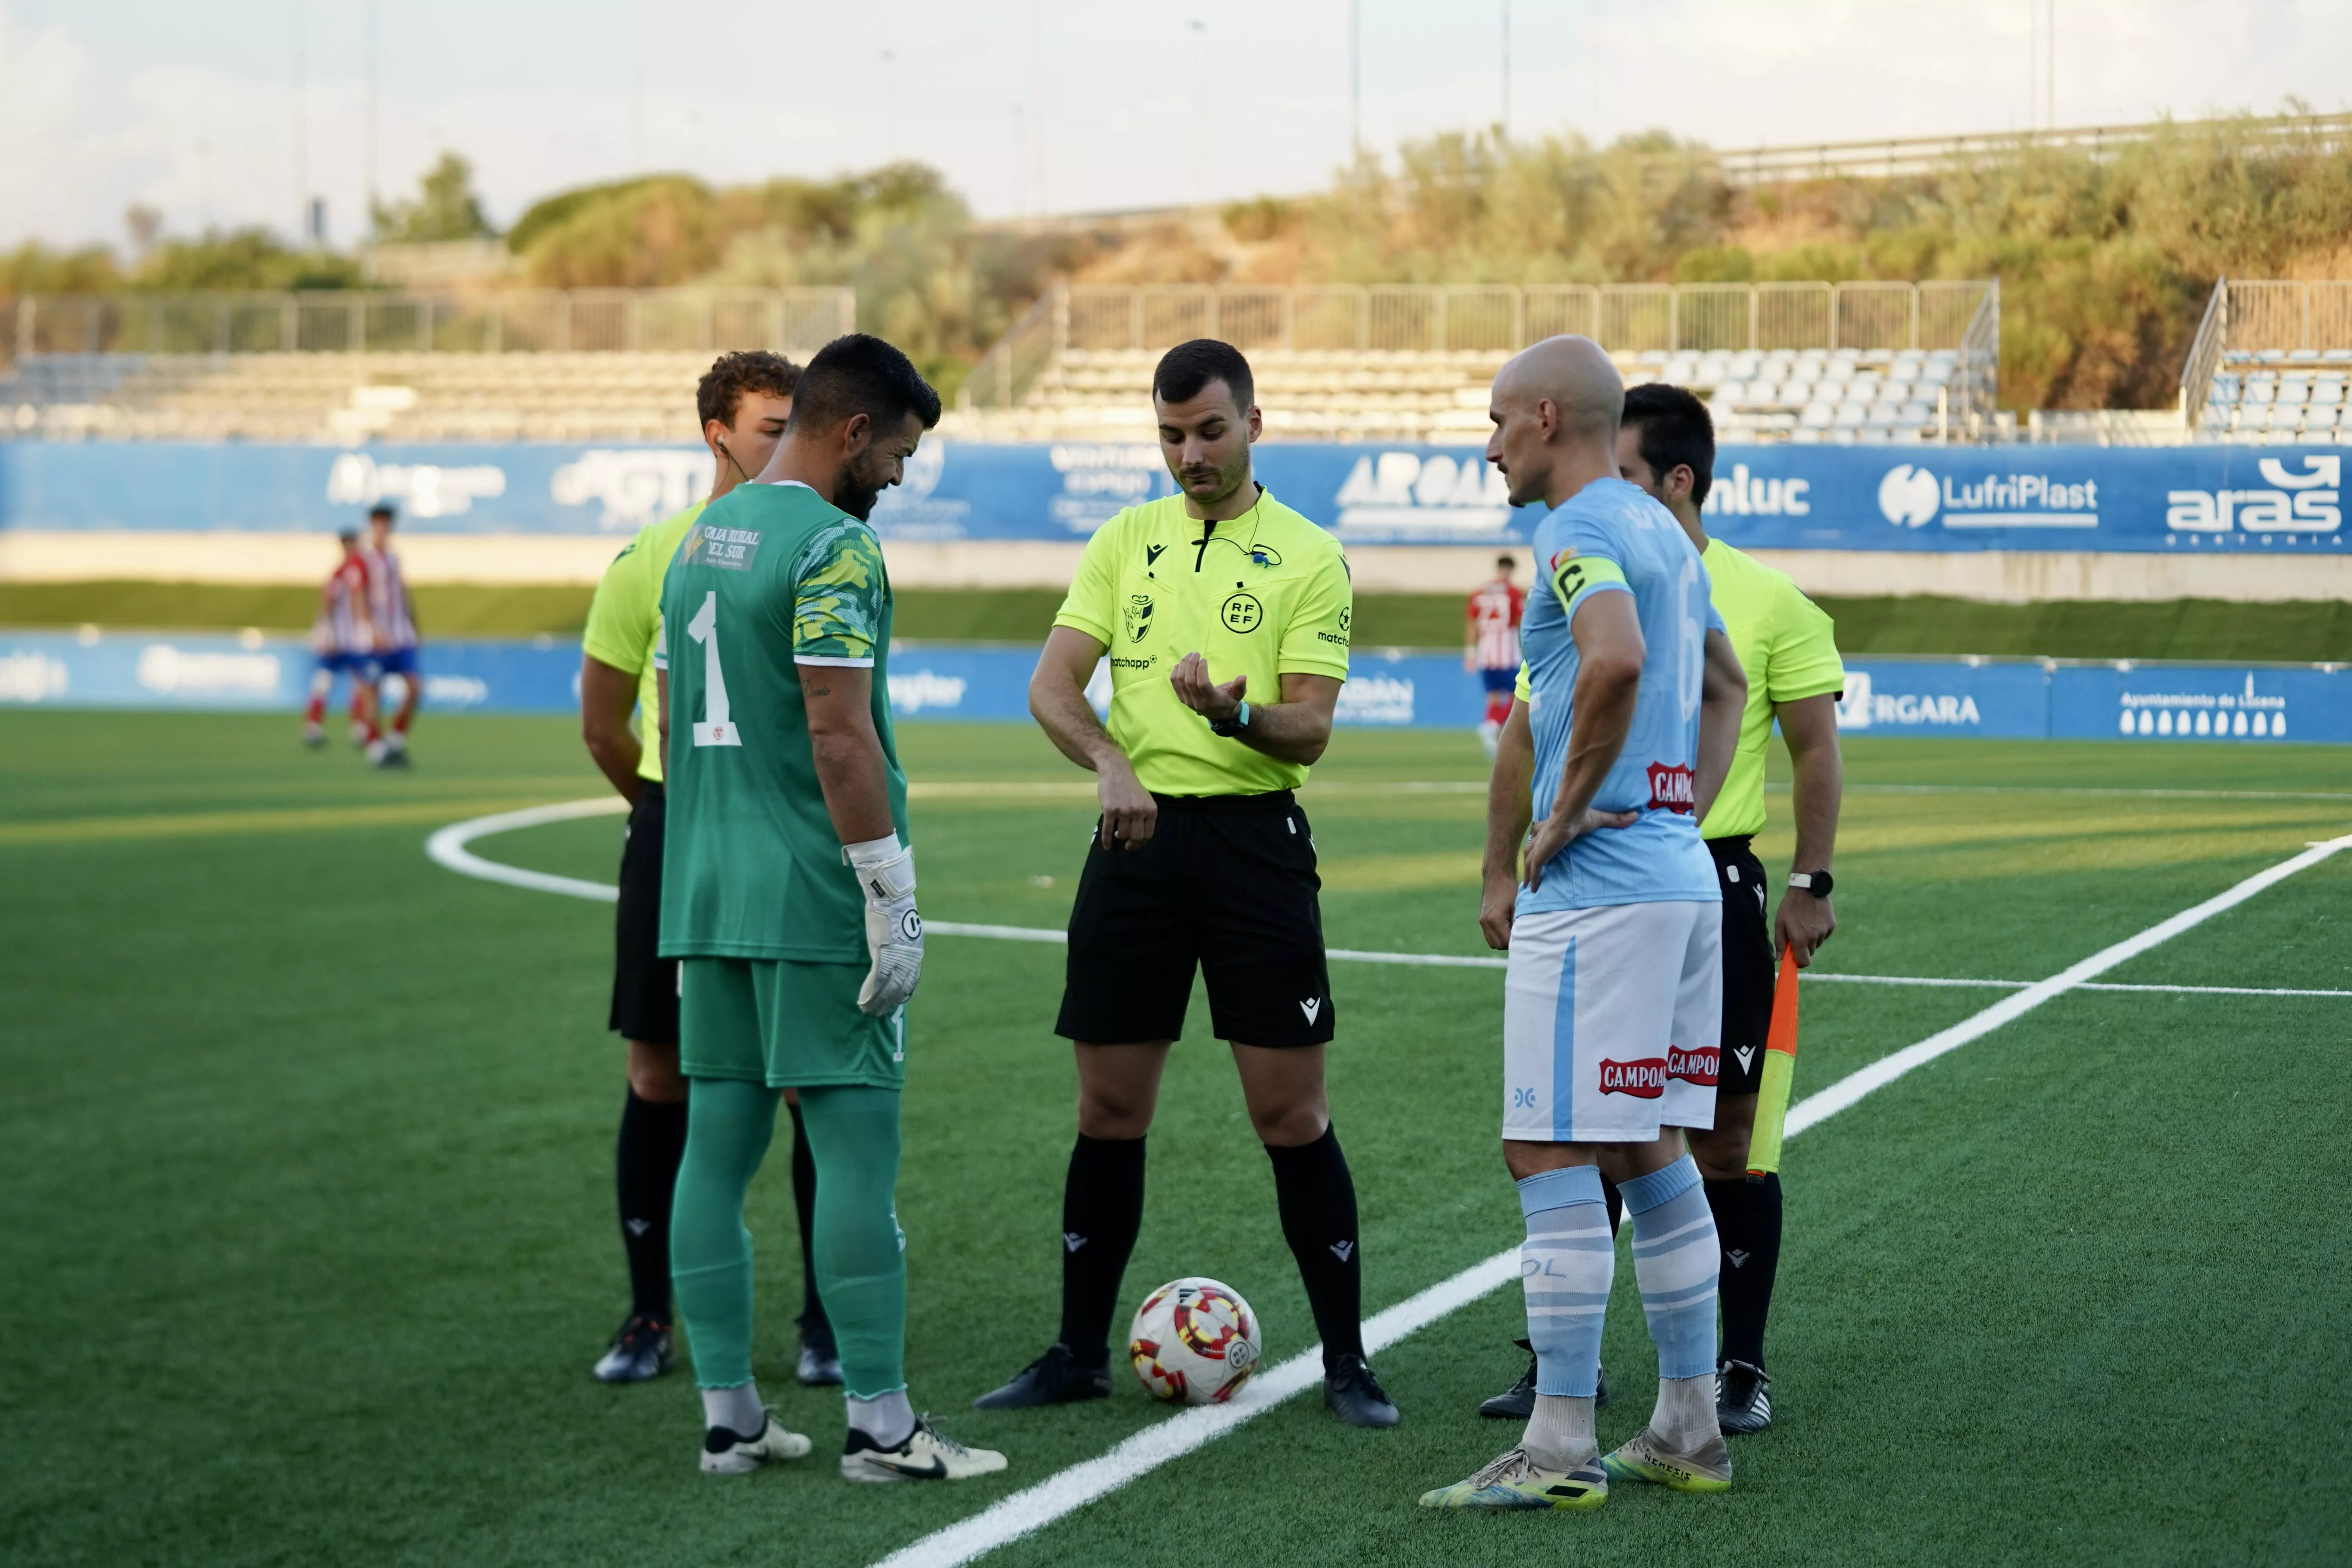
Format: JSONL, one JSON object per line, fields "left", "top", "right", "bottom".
{"left": 1697, "top": 537, "right": 1844, "bottom": 840}
{"left": 580, "top": 502, "right": 704, "bottom": 785}
{"left": 1054, "top": 487, "right": 1352, "bottom": 797}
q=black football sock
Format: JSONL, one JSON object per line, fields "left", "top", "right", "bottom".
{"left": 787, "top": 1098, "right": 834, "bottom": 1353}
{"left": 616, "top": 1089, "right": 690, "bottom": 1323}
{"left": 1601, "top": 1172, "right": 1624, "bottom": 1238}
{"left": 1266, "top": 1124, "right": 1365, "bottom": 1372}
{"left": 1058, "top": 1134, "right": 1147, "bottom": 1368}
{"left": 1706, "top": 1174, "right": 1783, "bottom": 1369}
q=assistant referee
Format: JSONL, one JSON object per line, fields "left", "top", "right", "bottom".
{"left": 973, "top": 339, "right": 1397, "bottom": 1428}
{"left": 1613, "top": 381, "right": 1843, "bottom": 1434}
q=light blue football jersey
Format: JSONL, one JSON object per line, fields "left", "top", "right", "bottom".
{"left": 1516, "top": 476, "right": 1725, "bottom": 913}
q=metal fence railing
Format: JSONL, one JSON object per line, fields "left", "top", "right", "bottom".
{"left": 1951, "top": 277, "right": 2003, "bottom": 439}
{"left": 2176, "top": 278, "right": 2352, "bottom": 428}
{"left": 2178, "top": 281, "right": 2230, "bottom": 430}
{"left": 1695, "top": 109, "right": 2352, "bottom": 187}
{"left": 961, "top": 280, "right": 1994, "bottom": 408}
{"left": 12, "top": 288, "right": 855, "bottom": 359}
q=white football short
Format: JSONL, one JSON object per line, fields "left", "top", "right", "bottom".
{"left": 1501, "top": 899, "right": 1722, "bottom": 1144}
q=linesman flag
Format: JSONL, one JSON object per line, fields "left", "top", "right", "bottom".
{"left": 1745, "top": 946, "right": 1803, "bottom": 1177}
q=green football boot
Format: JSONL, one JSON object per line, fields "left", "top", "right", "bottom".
{"left": 1418, "top": 1447, "right": 1608, "bottom": 1511}
{"left": 1599, "top": 1426, "right": 1732, "bottom": 1493}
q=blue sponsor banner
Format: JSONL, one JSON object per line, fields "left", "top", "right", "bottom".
{"left": 2049, "top": 660, "right": 2350, "bottom": 743}
{"left": 5, "top": 629, "right": 2345, "bottom": 742}
{"left": 1832, "top": 659, "right": 2053, "bottom": 739}
{"left": 3, "top": 441, "right": 2344, "bottom": 554}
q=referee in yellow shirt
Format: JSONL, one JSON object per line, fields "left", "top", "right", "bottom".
{"left": 1619, "top": 381, "right": 1843, "bottom": 1434}
{"left": 577, "top": 350, "right": 844, "bottom": 1386}
{"left": 974, "top": 339, "right": 1398, "bottom": 1428}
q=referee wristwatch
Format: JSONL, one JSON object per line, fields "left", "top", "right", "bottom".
{"left": 1209, "top": 700, "right": 1252, "bottom": 738}
{"left": 1788, "top": 869, "right": 1835, "bottom": 898}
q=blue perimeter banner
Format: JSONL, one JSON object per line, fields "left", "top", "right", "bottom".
{"left": 2, "top": 630, "right": 2345, "bottom": 742}
{"left": 0, "top": 440, "right": 2344, "bottom": 555}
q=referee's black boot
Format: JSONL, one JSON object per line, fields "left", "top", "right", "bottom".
{"left": 1323, "top": 1354, "right": 1400, "bottom": 1428}
{"left": 1478, "top": 1339, "right": 1610, "bottom": 1419}
{"left": 1716, "top": 1358, "right": 1773, "bottom": 1435}
{"left": 972, "top": 1343, "right": 1113, "bottom": 1410}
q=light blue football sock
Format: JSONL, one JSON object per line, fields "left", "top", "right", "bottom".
{"left": 1517, "top": 1164, "right": 1613, "bottom": 1398}
{"left": 1618, "top": 1154, "right": 1720, "bottom": 1381}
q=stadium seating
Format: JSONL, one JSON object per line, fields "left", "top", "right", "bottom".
{"left": 2194, "top": 350, "right": 2352, "bottom": 443}
{"left": 939, "top": 345, "right": 1964, "bottom": 445}
{"left": 0, "top": 352, "right": 711, "bottom": 444}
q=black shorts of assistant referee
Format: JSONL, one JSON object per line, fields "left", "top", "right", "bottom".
{"left": 1709, "top": 834, "right": 1775, "bottom": 1096}
{"left": 1056, "top": 791, "right": 1334, "bottom": 1049}
{"left": 610, "top": 783, "right": 680, "bottom": 1045}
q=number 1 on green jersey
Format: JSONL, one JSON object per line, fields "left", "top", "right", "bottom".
{"left": 686, "top": 590, "right": 742, "bottom": 748}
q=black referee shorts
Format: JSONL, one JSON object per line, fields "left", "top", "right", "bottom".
{"left": 1056, "top": 791, "right": 1335, "bottom": 1049}
{"left": 1709, "top": 834, "right": 1775, "bottom": 1096}
{"left": 610, "top": 783, "right": 680, "bottom": 1046}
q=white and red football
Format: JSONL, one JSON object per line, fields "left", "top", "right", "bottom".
{"left": 1127, "top": 1277, "right": 1261, "bottom": 1406}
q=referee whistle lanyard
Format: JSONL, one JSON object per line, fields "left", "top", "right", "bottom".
{"left": 1190, "top": 491, "right": 1266, "bottom": 572}
{"left": 1745, "top": 946, "right": 1802, "bottom": 1179}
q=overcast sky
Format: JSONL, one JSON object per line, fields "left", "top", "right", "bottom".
{"left": 4, "top": 0, "right": 2347, "bottom": 252}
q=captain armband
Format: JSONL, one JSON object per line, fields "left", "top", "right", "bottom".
{"left": 1548, "top": 551, "right": 1628, "bottom": 614}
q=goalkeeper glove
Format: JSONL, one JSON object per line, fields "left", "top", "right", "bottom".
{"left": 845, "top": 834, "right": 922, "bottom": 1016}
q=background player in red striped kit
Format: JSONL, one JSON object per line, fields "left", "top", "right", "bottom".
{"left": 358, "top": 503, "right": 422, "bottom": 768}
{"left": 301, "top": 529, "right": 378, "bottom": 750}
{"left": 1465, "top": 554, "right": 1525, "bottom": 759}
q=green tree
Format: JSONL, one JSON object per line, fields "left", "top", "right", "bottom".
{"left": 372, "top": 153, "right": 495, "bottom": 243}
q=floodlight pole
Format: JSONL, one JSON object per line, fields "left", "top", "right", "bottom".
{"left": 1500, "top": 0, "right": 1510, "bottom": 139}
{"left": 1190, "top": 21, "right": 1207, "bottom": 205}
{"left": 630, "top": 0, "right": 647, "bottom": 171}
{"left": 363, "top": 0, "right": 378, "bottom": 237}
{"left": 292, "top": 0, "right": 308, "bottom": 246}
{"left": 1349, "top": 0, "right": 1361, "bottom": 166}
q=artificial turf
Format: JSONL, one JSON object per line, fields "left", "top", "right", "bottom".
{"left": 7, "top": 581, "right": 2350, "bottom": 663}
{"left": 2, "top": 714, "right": 2347, "bottom": 1566}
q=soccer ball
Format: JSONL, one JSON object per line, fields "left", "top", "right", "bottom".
{"left": 1127, "top": 1277, "right": 1261, "bottom": 1406}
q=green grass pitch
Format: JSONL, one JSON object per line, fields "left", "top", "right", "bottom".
{"left": 3, "top": 712, "right": 2349, "bottom": 1566}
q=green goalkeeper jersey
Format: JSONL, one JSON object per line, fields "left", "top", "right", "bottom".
{"left": 654, "top": 481, "right": 909, "bottom": 964}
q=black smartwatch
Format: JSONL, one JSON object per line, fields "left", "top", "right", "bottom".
{"left": 1787, "top": 869, "right": 1835, "bottom": 898}
{"left": 1209, "top": 700, "right": 1252, "bottom": 738}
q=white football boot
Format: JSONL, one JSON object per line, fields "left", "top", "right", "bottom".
{"left": 840, "top": 1417, "right": 1007, "bottom": 1483}
{"left": 700, "top": 1411, "right": 814, "bottom": 1475}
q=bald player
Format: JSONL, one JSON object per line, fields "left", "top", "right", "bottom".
{"left": 1422, "top": 337, "right": 1747, "bottom": 1513}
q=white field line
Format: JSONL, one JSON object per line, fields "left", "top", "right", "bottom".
{"left": 869, "top": 1251, "right": 1522, "bottom": 1568}
{"left": 425, "top": 801, "right": 2352, "bottom": 1002}
{"left": 423, "top": 797, "right": 626, "bottom": 902}
{"left": 1825, "top": 783, "right": 2352, "bottom": 802}
{"left": 1785, "top": 832, "right": 2352, "bottom": 1138}
{"left": 869, "top": 831, "right": 2352, "bottom": 1568}
{"left": 421, "top": 802, "right": 2350, "bottom": 1566}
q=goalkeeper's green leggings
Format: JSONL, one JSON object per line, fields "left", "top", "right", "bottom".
{"left": 670, "top": 1079, "right": 905, "bottom": 1399}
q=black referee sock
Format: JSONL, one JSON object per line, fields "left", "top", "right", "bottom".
{"left": 1266, "top": 1124, "right": 1365, "bottom": 1371}
{"left": 787, "top": 1098, "right": 833, "bottom": 1353}
{"left": 616, "top": 1089, "right": 690, "bottom": 1323}
{"left": 1706, "top": 1174, "right": 1783, "bottom": 1369}
{"left": 1058, "top": 1134, "right": 1147, "bottom": 1368}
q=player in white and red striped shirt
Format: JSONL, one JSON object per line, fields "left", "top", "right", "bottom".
{"left": 358, "top": 504, "right": 421, "bottom": 767}
{"left": 301, "top": 530, "right": 379, "bottom": 749}
{"left": 1465, "top": 554, "right": 1526, "bottom": 758}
